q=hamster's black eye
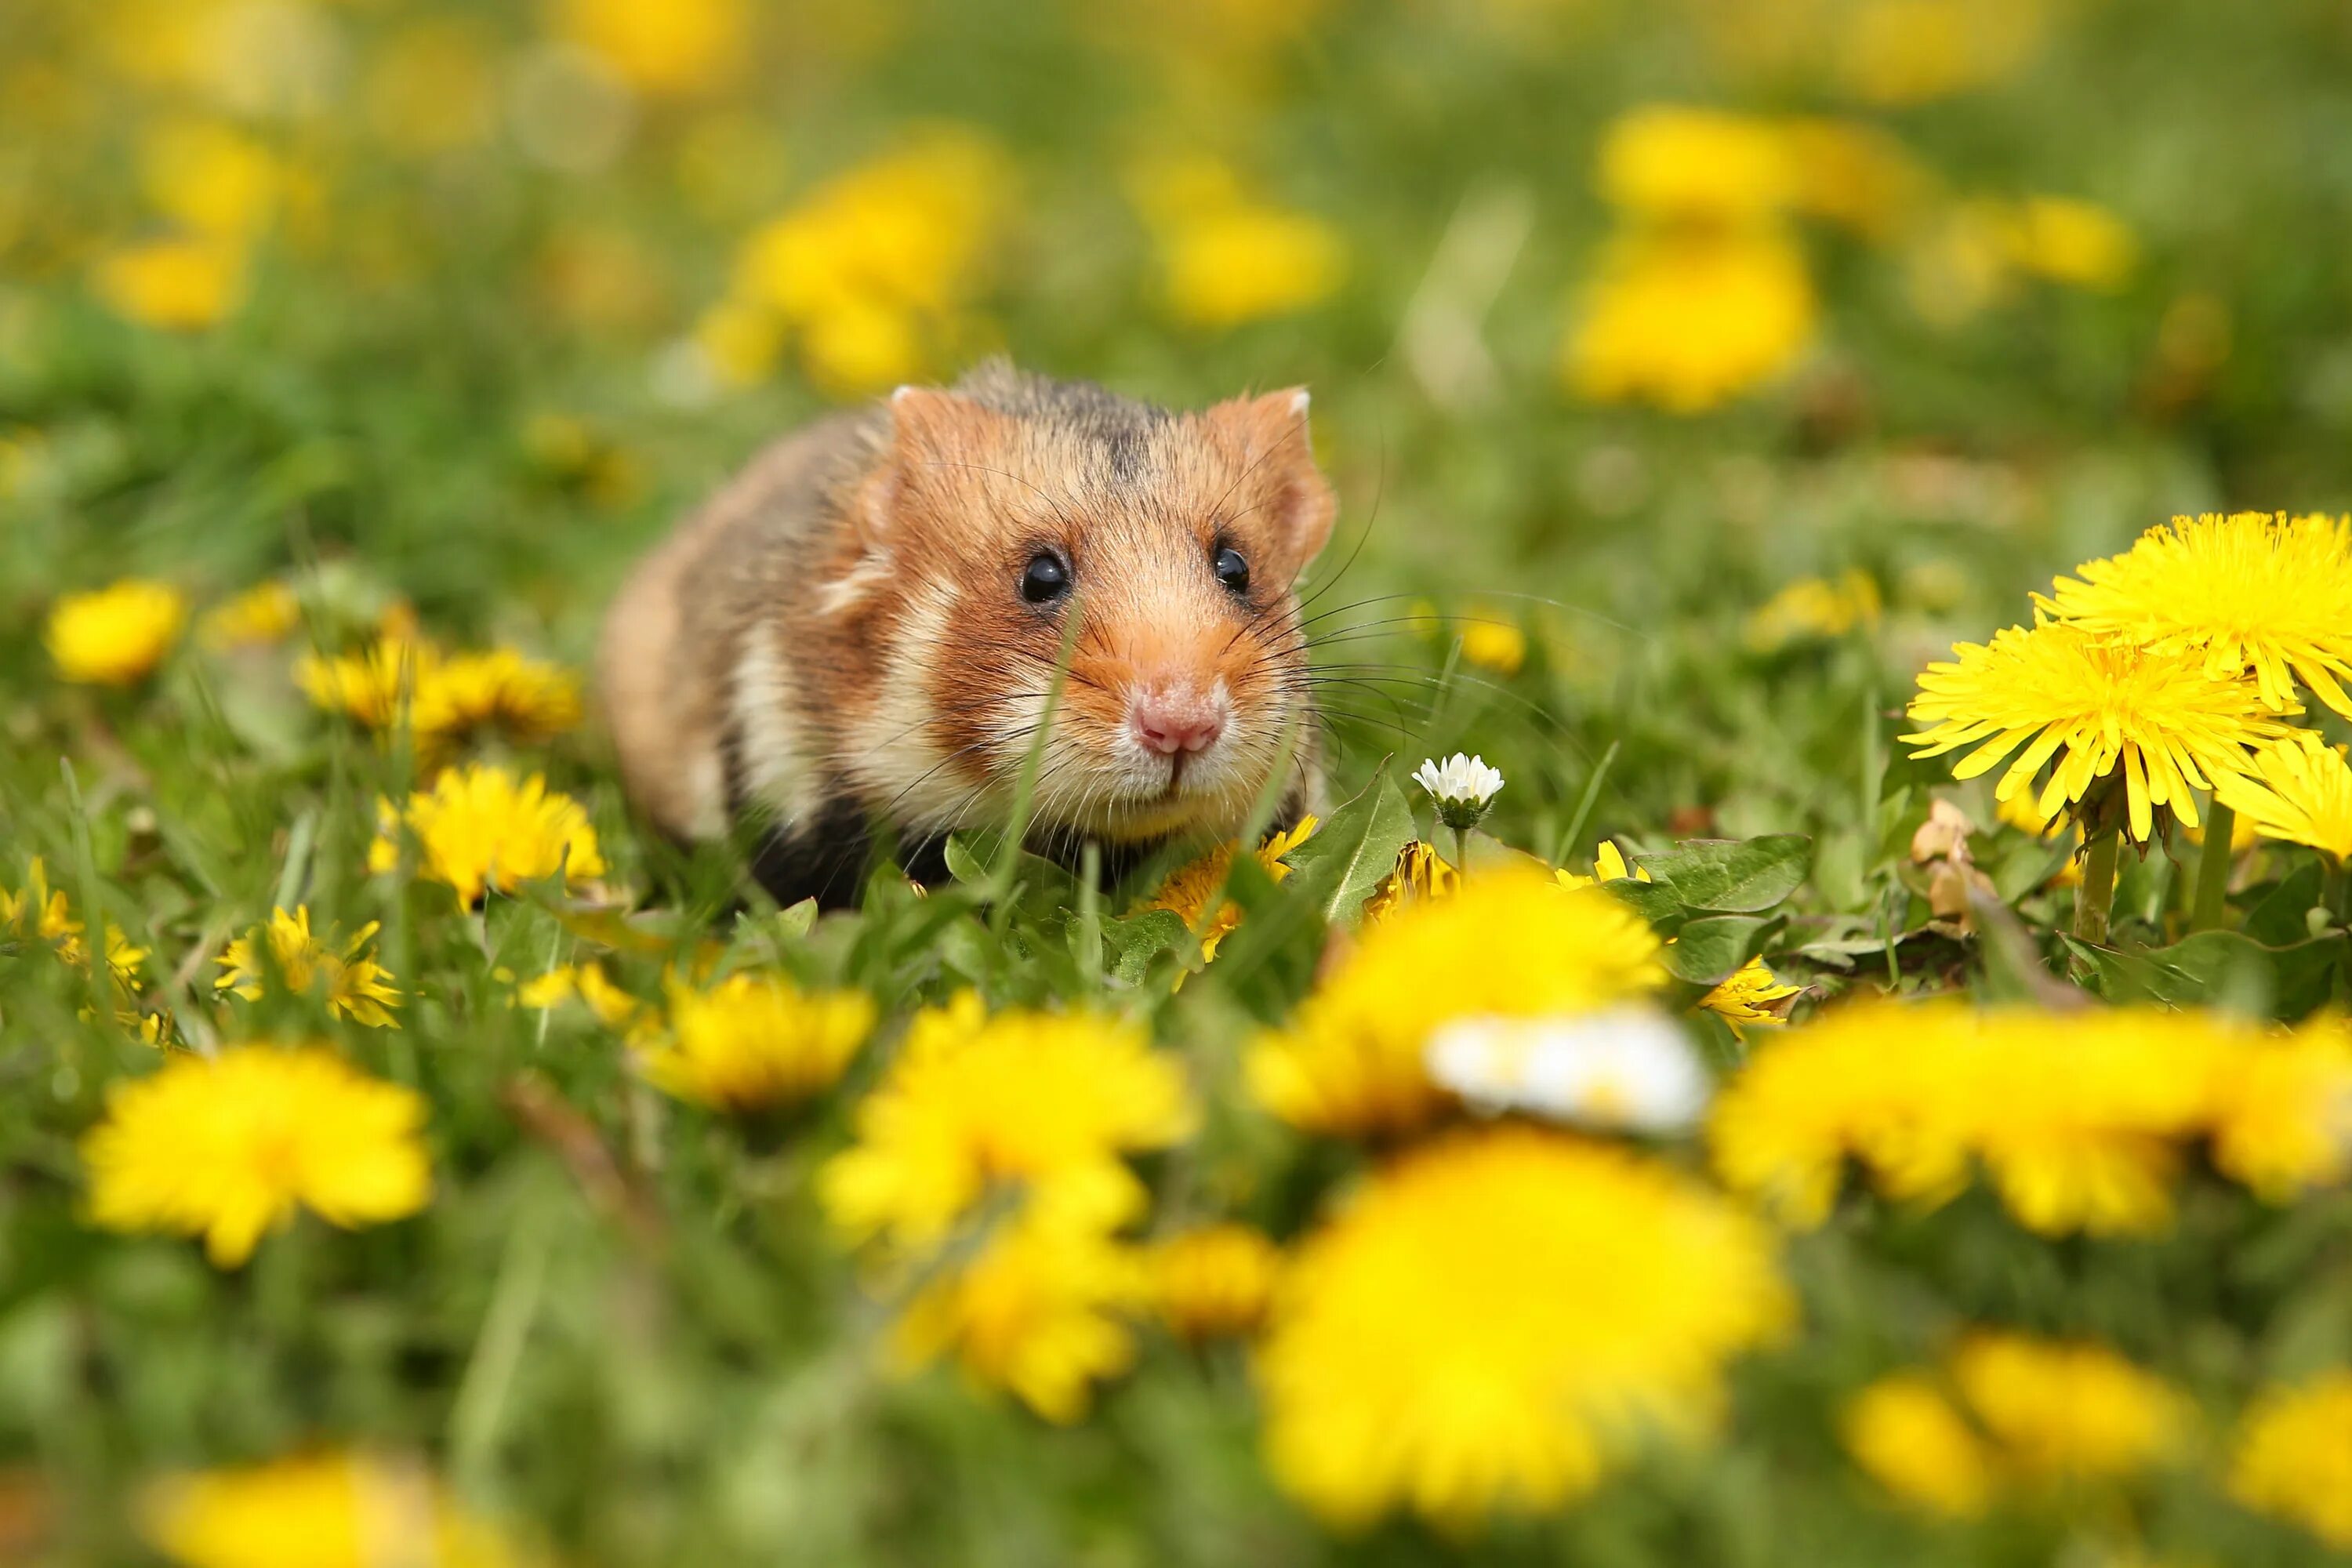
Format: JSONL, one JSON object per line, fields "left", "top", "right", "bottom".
{"left": 1213, "top": 546, "right": 1250, "bottom": 595}
{"left": 1021, "top": 551, "right": 1071, "bottom": 605}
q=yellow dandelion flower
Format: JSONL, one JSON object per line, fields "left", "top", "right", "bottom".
{"left": 1711, "top": 1000, "right": 2241, "bottom": 1236}
{"left": 1456, "top": 612, "right": 1526, "bottom": 676}
{"left": 1952, "top": 1334, "right": 2184, "bottom": 1483}
{"left": 428, "top": 648, "right": 585, "bottom": 743}
{"left": 1777, "top": 118, "right": 1928, "bottom": 241}
{"left": 1129, "top": 154, "right": 1347, "bottom": 330}
{"left": 1594, "top": 105, "right": 1794, "bottom": 222}
{"left": 891, "top": 1212, "right": 1149, "bottom": 1425}
{"left": 215, "top": 907, "right": 401, "bottom": 1028}
{"left": 556, "top": 0, "right": 746, "bottom": 96}
{"left": 92, "top": 235, "right": 246, "bottom": 332}
{"left": 2, "top": 857, "right": 147, "bottom": 987}
{"left": 1258, "top": 1126, "right": 1791, "bottom": 1528}
{"left": 1134, "top": 815, "right": 1317, "bottom": 964}
{"left": 2208, "top": 1015, "right": 2352, "bottom": 1200}
{"left": 516, "top": 963, "right": 642, "bottom": 1029}
{"left": 2005, "top": 196, "right": 2137, "bottom": 292}
{"left": 297, "top": 637, "right": 440, "bottom": 732}
{"left": 1249, "top": 867, "right": 1666, "bottom": 1137}
{"left": 1565, "top": 224, "right": 1817, "bottom": 414}
{"left": 634, "top": 971, "right": 875, "bottom": 1113}
{"left": 141, "top": 1451, "right": 534, "bottom": 1568}
{"left": 2229, "top": 1369, "right": 2352, "bottom": 1549}
{"left": 2216, "top": 731, "right": 2352, "bottom": 860}
{"left": 1837, "top": 0, "right": 2046, "bottom": 106}
{"left": 140, "top": 119, "right": 289, "bottom": 243}
{"left": 1149, "top": 1222, "right": 1283, "bottom": 1342}
{"left": 46, "top": 579, "right": 187, "bottom": 686}
{"left": 1744, "top": 569, "right": 1882, "bottom": 654}
{"left": 2041, "top": 513, "right": 2352, "bottom": 719}
{"left": 1841, "top": 1373, "right": 1996, "bottom": 1518}
{"left": 1904, "top": 621, "right": 2287, "bottom": 842}
{"left": 1554, "top": 838, "right": 1649, "bottom": 890}
{"left": 1700, "top": 956, "right": 1801, "bottom": 1035}
{"left": 368, "top": 764, "right": 606, "bottom": 906}
{"left": 198, "top": 580, "right": 300, "bottom": 650}
{"left": 1361, "top": 839, "right": 1456, "bottom": 926}
{"left": 820, "top": 994, "right": 1194, "bottom": 1253}
{"left": 82, "top": 1047, "right": 431, "bottom": 1267}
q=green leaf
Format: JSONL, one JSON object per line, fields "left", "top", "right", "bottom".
{"left": 1098, "top": 909, "right": 1191, "bottom": 985}
{"left": 1634, "top": 835, "right": 1813, "bottom": 915}
{"left": 1661, "top": 915, "right": 1777, "bottom": 986}
{"left": 2064, "top": 928, "right": 2347, "bottom": 1020}
{"left": 1279, "top": 764, "right": 1417, "bottom": 929}
{"left": 2245, "top": 861, "right": 2328, "bottom": 949}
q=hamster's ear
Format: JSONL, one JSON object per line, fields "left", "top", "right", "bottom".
{"left": 1206, "top": 387, "right": 1336, "bottom": 568}
{"left": 859, "top": 385, "right": 1003, "bottom": 540}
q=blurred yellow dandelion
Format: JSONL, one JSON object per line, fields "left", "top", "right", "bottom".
{"left": 891, "top": 1212, "right": 1149, "bottom": 1425}
{"left": 1149, "top": 1223, "right": 1283, "bottom": 1342}
{"left": 1131, "top": 154, "right": 1347, "bottom": 330}
{"left": 635, "top": 971, "right": 876, "bottom": 1113}
{"left": 1841, "top": 1373, "right": 1995, "bottom": 1518}
{"left": 2207, "top": 1015, "right": 2352, "bottom": 1200}
{"left": 368, "top": 764, "right": 606, "bottom": 906}
{"left": 215, "top": 906, "right": 401, "bottom": 1028}
{"left": 2229, "top": 1369, "right": 2352, "bottom": 1548}
{"left": 821, "top": 994, "right": 1194, "bottom": 1252}
{"left": 517, "top": 962, "right": 643, "bottom": 1029}
{"left": 141, "top": 1451, "right": 532, "bottom": 1568}
{"left": 1249, "top": 867, "right": 1667, "bottom": 1136}
{"left": 46, "top": 579, "right": 187, "bottom": 686}
{"left": 1744, "top": 569, "right": 1882, "bottom": 654}
{"left": 557, "top": 0, "right": 748, "bottom": 96}
{"left": 1362, "top": 839, "right": 1457, "bottom": 925}
{"left": 1566, "top": 226, "right": 1817, "bottom": 413}
{"left": 1258, "top": 1126, "right": 1791, "bottom": 1527}
{"left": 82, "top": 1047, "right": 430, "bottom": 1267}
{"left": 93, "top": 235, "right": 245, "bottom": 332}
{"left": 198, "top": 581, "right": 299, "bottom": 650}
{"left": 1700, "top": 956, "right": 1802, "bottom": 1034}
{"left": 1950, "top": 1332, "right": 2184, "bottom": 1481}
{"left": 1595, "top": 106, "right": 1793, "bottom": 221}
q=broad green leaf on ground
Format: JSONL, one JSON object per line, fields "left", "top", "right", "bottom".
{"left": 2064, "top": 929, "right": 2347, "bottom": 1021}
{"left": 1096, "top": 909, "right": 1191, "bottom": 985}
{"left": 1661, "top": 914, "right": 1780, "bottom": 986}
{"left": 1279, "top": 763, "right": 1417, "bottom": 928}
{"left": 1632, "top": 836, "right": 1813, "bottom": 915}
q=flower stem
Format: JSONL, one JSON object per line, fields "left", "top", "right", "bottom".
{"left": 1452, "top": 826, "right": 1472, "bottom": 883}
{"left": 2075, "top": 829, "right": 2121, "bottom": 945}
{"left": 2190, "top": 800, "right": 2236, "bottom": 934}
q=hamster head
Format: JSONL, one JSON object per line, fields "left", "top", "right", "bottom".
{"left": 825, "top": 375, "right": 1335, "bottom": 847}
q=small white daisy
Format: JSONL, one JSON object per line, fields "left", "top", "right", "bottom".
{"left": 1413, "top": 753, "right": 1504, "bottom": 829}
{"left": 1425, "top": 1008, "right": 1711, "bottom": 1134}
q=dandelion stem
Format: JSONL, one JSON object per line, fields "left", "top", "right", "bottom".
{"left": 1452, "top": 825, "right": 1471, "bottom": 883}
{"left": 2075, "top": 830, "right": 2121, "bottom": 945}
{"left": 2190, "top": 800, "right": 2235, "bottom": 933}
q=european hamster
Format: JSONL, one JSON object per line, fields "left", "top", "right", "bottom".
{"left": 597, "top": 361, "right": 1334, "bottom": 907}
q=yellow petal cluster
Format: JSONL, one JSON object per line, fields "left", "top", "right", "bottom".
{"left": 215, "top": 906, "right": 401, "bottom": 1028}
{"left": 3, "top": 856, "right": 149, "bottom": 989}
{"left": 1565, "top": 225, "right": 1817, "bottom": 414}
{"left": 82, "top": 1046, "right": 431, "bottom": 1267}
{"left": 1698, "top": 956, "right": 1802, "bottom": 1034}
{"left": 1712, "top": 1000, "right": 2352, "bottom": 1233}
{"left": 45, "top": 579, "right": 187, "bottom": 686}
{"left": 1361, "top": 839, "right": 1457, "bottom": 926}
{"left": 1904, "top": 621, "right": 2287, "bottom": 840}
{"left": 712, "top": 129, "right": 1011, "bottom": 394}
{"left": 1744, "top": 569, "right": 1883, "bottom": 654}
{"left": 1129, "top": 154, "right": 1346, "bottom": 330}
{"left": 2216, "top": 732, "right": 2352, "bottom": 860}
{"left": 1149, "top": 1222, "right": 1283, "bottom": 1342}
{"left": 141, "top": 1451, "right": 533, "bottom": 1568}
{"left": 1844, "top": 1332, "right": 2184, "bottom": 1515}
{"left": 2038, "top": 513, "right": 2352, "bottom": 718}
{"left": 299, "top": 639, "right": 582, "bottom": 749}
{"left": 1258, "top": 1126, "right": 1790, "bottom": 1527}
{"left": 2229, "top": 1369, "right": 2352, "bottom": 1549}
{"left": 821, "top": 993, "right": 1194, "bottom": 1252}
{"left": 369, "top": 764, "right": 605, "bottom": 906}
{"left": 198, "top": 580, "right": 301, "bottom": 650}
{"left": 635, "top": 971, "right": 876, "bottom": 1113}
{"left": 1134, "top": 815, "right": 1316, "bottom": 965}
{"left": 92, "top": 236, "right": 247, "bottom": 331}
{"left": 555, "top": 0, "right": 746, "bottom": 96}
{"left": 1248, "top": 867, "right": 1666, "bottom": 1137}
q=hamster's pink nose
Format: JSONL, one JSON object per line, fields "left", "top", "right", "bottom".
{"left": 1131, "top": 690, "right": 1225, "bottom": 756}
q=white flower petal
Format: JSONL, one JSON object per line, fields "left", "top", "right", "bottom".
{"left": 1425, "top": 1009, "right": 1710, "bottom": 1133}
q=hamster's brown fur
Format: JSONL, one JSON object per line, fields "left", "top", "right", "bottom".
{"left": 597, "top": 362, "right": 1334, "bottom": 906}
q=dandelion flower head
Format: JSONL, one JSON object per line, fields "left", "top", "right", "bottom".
{"left": 141, "top": 1451, "right": 532, "bottom": 1568}
{"left": 2038, "top": 512, "right": 2352, "bottom": 717}
{"left": 46, "top": 579, "right": 187, "bottom": 686}
{"left": 820, "top": 993, "right": 1195, "bottom": 1253}
{"left": 1257, "top": 1126, "right": 1790, "bottom": 1527}
{"left": 215, "top": 906, "right": 401, "bottom": 1028}
{"left": 82, "top": 1046, "right": 431, "bottom": 1267}
{"left": 635, "top": 971, "right": 876, "bottom": 1113}
{"left": 2216, "top": 731, "right": 2352, "bottom": 861}
{"left": 1248, "top": 868, "right": 1668, "bottom": 1137}
{"left": 1904, "top": 620, "right": 2287, "bottom": 840}
{"left": 368, "top": 764, "right": 605, "bottom": 905}
{"left": 2230, "top": 1369, "right": 2352, "bottom": 1549}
